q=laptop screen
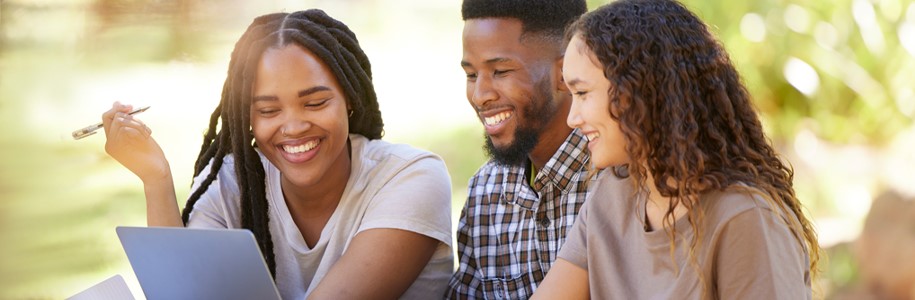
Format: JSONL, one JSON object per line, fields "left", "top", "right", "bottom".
{"left": 116, "top": 226, "right": 281, "bottom": 300}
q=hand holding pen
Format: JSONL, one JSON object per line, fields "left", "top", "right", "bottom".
{"left": 100, "top": 102, "right": 171, "bottom": 183}
{"left": 73, "top": 105, "right": 150, "bottom": 140}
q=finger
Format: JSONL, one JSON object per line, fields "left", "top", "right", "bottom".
{"left": 106, "top": 111, "right": 126, "bottom": 139}
{"left": 103, "top": 102, "right": 134, "bottom": 135}
{"left": 116, "top": 114, "right": 152, "bottom": 139}
{"left": 108, "top": 113, "right": 142, "bottom": 141}
{"left": 115, "top": 126, "right": 147, "bottom": 142}
{"left": 105, "top": 113, "right": 129, "bottom": 156}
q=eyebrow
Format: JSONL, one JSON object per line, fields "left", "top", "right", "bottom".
{"left": 298, "top": 86, "right": 331, "bottom": 97}
{"left": 460, "top": 57, "right": 513, "bottom": 67}
{"left": 252, "top": 86, "right": 332, "bottom": 102}
{"left": 565, "top": 78, "right": 585, "bottom": 87}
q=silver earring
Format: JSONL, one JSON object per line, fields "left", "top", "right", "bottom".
{"left": 348, "top": 110, "right": 354, "bottom": 118}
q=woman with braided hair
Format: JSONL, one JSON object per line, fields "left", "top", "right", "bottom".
{"left": 532, "top": 0, "right": 821, "bottom": 299}
{"left": 101, "top": 9, "right": 453, "bottom": 299}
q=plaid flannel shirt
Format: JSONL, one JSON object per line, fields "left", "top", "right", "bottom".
{"left": 446, "top": 130, "right": 591, "bottom": 300}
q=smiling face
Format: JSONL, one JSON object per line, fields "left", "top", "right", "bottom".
{"left": 461, "top": 18, "right": 562, "bottom": 166}
{"left": 563, "top": 35, "right": 628, "bottom": 169}
{"left": 251, "top": 44, "right": 351, "bottom": 190}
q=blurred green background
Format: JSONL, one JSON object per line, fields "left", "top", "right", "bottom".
{"left": 1, "top": 0, "right": 913, "bottom": 298}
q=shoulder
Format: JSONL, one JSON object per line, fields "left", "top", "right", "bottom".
{"left": 702, "top": 186, "right": 776, "bottom": 222}
{"left": 187, "top": 154, "right": 250, "bottom": 227}
{"left": 356, "top": 135, "right": 440, "bottom": 164}
{"left": 350, "top": 134, "right": 449, "bottom": 184}
{"left": 194, "top": 151, "right": 277, "bottom": 184}
{"left": 590, "top": 170, "right": 629, "bottom": 193}
{"left": 583, "top": 170, "right": 634, "bottom": 213}
{"left": 465, "top": 160, "right": 516, "bottom": 196}
{"left": 701, "top": 186, "right": 801, "bottom": 244}
{"left": 471, "top": 160, "right": 504, "bottom": 180}
{"left": 192, "top": 154, "right": 241, "bottom": 190}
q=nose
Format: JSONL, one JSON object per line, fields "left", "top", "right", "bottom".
{"left": 469, "top": 74, "right": 497, "bottom": 109}
{"left": 281, "top": 113, "right": 311, "bottom": 138}
{"left": 567, "top": 98, "right": 583, "bottom": 129}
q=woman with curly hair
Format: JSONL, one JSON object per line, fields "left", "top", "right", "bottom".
{"left": 101, "top": 9, "right": 453, "bottom": 299}
{"left": 532, "top": 0, "right": 820, "bottom": 298}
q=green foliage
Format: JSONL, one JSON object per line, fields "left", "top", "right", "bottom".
{"left": 587, "top": 0, "right": 914, "bottom": 145}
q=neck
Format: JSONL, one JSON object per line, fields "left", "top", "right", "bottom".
{"left": 644, "top": 171, "right": 665, "bottom": 207}
{"left": 282, "top": 142, "right": 352, "bottom": 216}
{"left": 528, "top": 95, "right": 572, "bottom": 169}
{"left": 643, "top": 170, "right": 689, "bottom": 231}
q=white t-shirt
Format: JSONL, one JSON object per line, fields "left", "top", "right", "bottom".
{"left": 186, "top": 134, "right": 453, "bottom": 299}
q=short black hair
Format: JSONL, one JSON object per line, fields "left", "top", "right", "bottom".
{"left": 462, "top": 0, "right": 587, "bottom": 39}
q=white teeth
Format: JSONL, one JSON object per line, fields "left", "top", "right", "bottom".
{"left": 483, "top": 112, "right": 512, "bottom": 126}
{"left": 282, "top": 139, "right": 319, "bottom": 154}
{"left": 586, "top": 132, "right": 600, "bottom": 141}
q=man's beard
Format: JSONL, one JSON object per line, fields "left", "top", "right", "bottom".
{"left": 484, "top": 78, "right": 557, "bottom": 166}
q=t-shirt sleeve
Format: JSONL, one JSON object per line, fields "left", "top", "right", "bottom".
{"left": 184, "top": 158, "right": 236, "bottom": 229}
{"left": 714, "top": 207, "right": 811, "bottom": 299}
{"left": 357, "top": 154, "right": 453, "bottom": 247}
{"left": 558, "top": 195, "right": 589, "bottom": 270}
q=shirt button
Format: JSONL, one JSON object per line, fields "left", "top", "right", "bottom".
{"left": 539, "top": 218, "right": 551, "bottom": 227}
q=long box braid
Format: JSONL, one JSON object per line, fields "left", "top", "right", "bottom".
{"left": 182, "top": 9, "right": 384, "bottom": 278}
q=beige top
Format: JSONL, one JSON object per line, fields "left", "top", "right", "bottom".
{"left": 558, "top": 171, "right": 810, "bottom": 299}
{"left": 187, "top": 134, "right": 454, "bottom": 299}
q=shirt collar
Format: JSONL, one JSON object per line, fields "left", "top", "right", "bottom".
{"left": 496, "top": 129, "right": 590, "bottom": 210}
{"left": 532, "top": 129, "right": 590, "bottom": 191}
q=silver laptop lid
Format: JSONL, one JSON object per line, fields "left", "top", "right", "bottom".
{"left": 116, "top": 226, "right": 281, "bottom": 300}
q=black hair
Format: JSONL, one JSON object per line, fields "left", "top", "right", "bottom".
{"left": 462, "top": 0, "right": 587, "bottom": 41}
{"left": 180, "top": 9, "right": 383, "bottom": 277}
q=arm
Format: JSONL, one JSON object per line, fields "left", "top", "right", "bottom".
{"left": 307, "top": 228, "right": 439, "bottom": 300}
{"left": 531, "top": 258, "right": 589, "bottom": 300}
{"left": 715, "top": 208, "right": 810, "bottom": 299}
{"left": 309, "top": 154, "right": 452, "bottom": 299}
{"left": 102, "top": 102, "right": 182, "bottom": 227}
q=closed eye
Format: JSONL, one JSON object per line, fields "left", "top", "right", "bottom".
{"left": 494, "top": 69, "right": 513, "bottom": 76}
{"left": 305, "top": 99, "right": 330, "bottom": 108}
{"left": 256, "top": 108, "right": 280, "bottom": 116}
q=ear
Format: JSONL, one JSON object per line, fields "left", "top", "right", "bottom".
{"left": 554, "top": 56, "right": 569, "bottom": 93}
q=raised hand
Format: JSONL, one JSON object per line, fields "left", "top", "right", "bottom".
{"left": 102, "top": 102, "right": 170, "bottom": 184}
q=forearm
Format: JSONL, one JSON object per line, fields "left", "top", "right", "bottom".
{"left": 531, "top": 259, "right": 589, "bottom": 300}
{"left": 307, "top": 229, "right": 438, "bottom": 300}
{"left": 142, "top": 172, "right": 183, "bottom": 227}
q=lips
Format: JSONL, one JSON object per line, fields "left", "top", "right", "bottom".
{"left": 478, "top": 108, "right": 514, "bottom": 136}
{"left": 277, "top": 137, "right": 321, "bottom": 163}
{"left": 283, "top": 139, "right": 319, "bottom": 153}
{"left": 483, "top": 111, "right": 512, "bottom": 126}
{"left": 582, "top": 130, "right": 601, "bottom": 151}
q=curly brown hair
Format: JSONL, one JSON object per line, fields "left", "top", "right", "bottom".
{"left": 566, "top": 0, "right": 821, "bottom": 290}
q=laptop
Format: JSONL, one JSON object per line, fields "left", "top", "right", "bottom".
{"left": 116, "top": 226, "right": 282, "bottom": 300}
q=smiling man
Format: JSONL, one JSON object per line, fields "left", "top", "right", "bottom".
{"left": 446, "top": 0, "right": 589, "bottom": 299}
